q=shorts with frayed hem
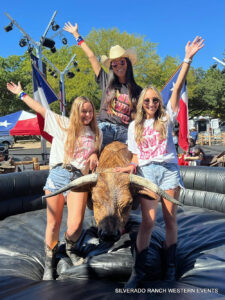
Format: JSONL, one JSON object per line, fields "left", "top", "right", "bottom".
{"left": 138, "top": 162, "right": 184, "bottom": 191}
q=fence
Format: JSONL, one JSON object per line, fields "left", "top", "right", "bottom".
{"left": 197, "top": 132, "right": 225, "bottom": 146}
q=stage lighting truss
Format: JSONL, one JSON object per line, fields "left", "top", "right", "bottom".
{"left": 4, "top": 22, "right": 13, "bottom": 32}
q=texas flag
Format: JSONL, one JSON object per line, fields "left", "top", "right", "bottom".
{"left": 161, "top": 65, "right": 189, "bottom": 151}
{"left": 31, "top": 54, "right": 58, "bottom": 143}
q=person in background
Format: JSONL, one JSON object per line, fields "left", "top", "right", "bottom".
{"left": 7, "top": 81, "right": 102, "bottom": 280}
{"left": 115, "top": 36, "right": 204, "bottom": 288}
{"left": 184, "top": 146, "right": 206, "bottom": 166}
{"left": 64, "top": 22, "right": 142, "bottom": 148}
{"left": 189, "top": 126, "right": 198, "bottom": 143}
{"left": 188, "top": 137, "right": 196, "bottom": 156}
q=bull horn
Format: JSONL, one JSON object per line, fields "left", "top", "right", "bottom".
{"left": 42, "top": 173, "right": 98, "bottom": 200}
{"left": 129, "top": 174, "right": 182, "bottom": 206}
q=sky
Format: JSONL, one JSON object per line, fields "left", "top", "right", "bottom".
{"left": 0, "top": 0, "right": 224, "bottom": 71}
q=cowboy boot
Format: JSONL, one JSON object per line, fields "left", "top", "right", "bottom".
{"left": 64, "top": 233, "right": 84, "bottom": 266}
{"left": 42, "top": 243, "right": 58, "bottom": 280}
{"left": 162, "top": 243, "right": 177, "bottom": 281}
{"left": 125, "top": 245, "right": 149, "bottom": 288}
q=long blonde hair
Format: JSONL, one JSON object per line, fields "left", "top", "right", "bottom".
{"left": 135, "top": 85, "right": 168, "bottom": 145}
{"left": 57, "top": 96, "right": 101, "bottom": 165}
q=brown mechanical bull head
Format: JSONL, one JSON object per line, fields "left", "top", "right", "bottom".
{"left": 43, "top": 142, "right": 181, "bottom": 242}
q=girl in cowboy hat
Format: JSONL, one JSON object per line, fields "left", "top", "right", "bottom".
{"left": 115, "top": 36, "right": 205, "bottom": 287}
{"left": 7, "top": 81, "right": 102, "bottom": 280}
{"left": 64, "top": 22, "right": 142, "bottom": 148}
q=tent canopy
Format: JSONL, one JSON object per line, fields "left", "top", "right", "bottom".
{"left": 0, "top": 110, "right": 41, "bottom": 136}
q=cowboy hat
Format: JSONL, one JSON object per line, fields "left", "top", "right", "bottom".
{"left": 101, "top": 45, "right": 137, "bottom": 68}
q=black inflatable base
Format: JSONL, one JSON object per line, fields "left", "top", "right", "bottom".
{"left": 1, "top": 205, "right": 225, "bottom": 299}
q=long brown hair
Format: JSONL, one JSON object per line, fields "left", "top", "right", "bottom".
{"left": 135, "top": 85, "right": 168, "bottom": 145}
{"left": 56, "top": 96, "right": 101, "bottom": 165}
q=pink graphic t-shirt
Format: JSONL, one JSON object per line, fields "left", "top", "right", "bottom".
{"left": 128, "top": 102, "right": 178, "bottom": 166}
{"left": 44, "top": 110, "right": 101, "bottom": 173}
{"left": 108, "top": 90, "right": 131, "bottom": 125}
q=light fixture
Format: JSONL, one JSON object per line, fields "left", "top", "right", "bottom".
{"left": 76, "top": 68, "right": 80, "bottom": 72}
{"left": 48, "top": 67, "right": 52, "bottom": 72}
{"left": 67, "top": 71, "right": 75, "bottom": 79}
{"left": 221, "top": 68, "right": 225, "bottom": 74}
{"left": 4, "top": 22, "right": 13, "bottom": 32}
{"left": 211, "top": 63, "right": 217, "bottom": 69}
{"left": 73, "top": 61, "right": 78, "bottom": 67}
{"left": 52, "top": 22, "right": 60, "bottom": 31}
{"left": 50, "top": 71, "right": 56, "bottom": 76}
{"left": 19, "top": 37, "right": 28, "bottom": 47}
{"left": 42, "top": 37, "right": 55, "bottom": 49}
{"left": 62, "top": 38, "right": 67, "bottom": 45}
{"left": 53, "top": 73, "right": 58, "bottom": 78}
{"left": 50, "top": 46, "right": 56, "bottom": 53}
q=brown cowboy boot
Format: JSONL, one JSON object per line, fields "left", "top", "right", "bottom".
{"left": 42, "top": 243, "right": 58, "bottom": 280}
{"left": 64, "top": 233, "right": 84, "bottom": 266}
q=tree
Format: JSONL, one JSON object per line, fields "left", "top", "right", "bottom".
{"left": 189, "top": 68, "right": 225, "bottom": 119}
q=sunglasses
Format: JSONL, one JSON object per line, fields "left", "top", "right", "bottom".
{"left": 111, "top": 59, "right": 126, "bottom": 68}
{"left": 143, "top": 98, "right": 160, "bottom": 105}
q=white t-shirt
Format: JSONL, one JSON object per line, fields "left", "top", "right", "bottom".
{"left": 44, "top": 110, "right": 99, "bottom": 173}
{"left": 128, "top": 102, "right": 178, "bottom": 166}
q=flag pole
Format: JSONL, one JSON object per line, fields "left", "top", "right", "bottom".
{"left": 160, "top": 63, "right": 183, "bottom": 92}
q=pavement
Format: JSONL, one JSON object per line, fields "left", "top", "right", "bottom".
{"left": 201, "top": 144, "right": 225, "bottom": 157}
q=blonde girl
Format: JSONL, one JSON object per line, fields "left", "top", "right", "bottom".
{"left": 7, "top": 82, "right": 102, "bottom": 280}
{"left": 116, "top": 36, "right": 204, "bottom": 288}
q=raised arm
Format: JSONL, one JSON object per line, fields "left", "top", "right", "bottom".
{"left": 63, "top": 22, "right": 101, "bottom": 77}
{"left": 170, "top": 36, "right": 205, "bottom": 111}
{"left": 7, "top": 82, "right": 46, "bottom": 118}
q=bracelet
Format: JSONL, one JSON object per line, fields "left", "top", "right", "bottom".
{"left": 183, "top": 58, "right": 192, "bottom": 64}
{"left": 76, "top": 35, "right": 84, "bottom": 45}
{"left": 130, "top": 162, "right": 137, "bottom": 174}
{"left": 78, "top": 40, "right": 84, "bottom": 46}
{"left": 18, "top": 91, "right": 27, "bottom": 100}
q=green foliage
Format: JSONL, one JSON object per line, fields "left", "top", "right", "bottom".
{"left": 189, "top": 68, "right": 225, "bottom": 119}
{"left": 0, "top": 27, "right": 224, "bottom": 122}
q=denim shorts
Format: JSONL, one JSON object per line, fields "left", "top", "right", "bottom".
{"left": 98, "top": 121, "right": 128, "bottom": 148}
{"left": 43, "top": 165, "right": 82, "bottom": 195}
{"left": 139, "top": 162, "right": 184, "bottom": 191}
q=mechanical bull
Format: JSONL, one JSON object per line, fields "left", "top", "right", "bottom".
{"left": 43, "top": 142, "right": 181, "bottom": 242}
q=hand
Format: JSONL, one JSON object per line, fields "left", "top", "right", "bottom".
{"left": 185, "top": 36, "right": 205, "bottom": 60}
{"left": 114, "top": 165, "right": 135, "bottom": 174}
{"left": 7, "top": 81, "right": 23, "bottom": 95}
{"left": 63, "top": 22, "right": 79, "bottom": 37}
{"left": 87, "top": 153, "right": 99, "bottom": 172}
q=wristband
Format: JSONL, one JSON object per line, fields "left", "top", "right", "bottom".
{"left": 76, "top": 36, "right": 84, "bottom": 45}
{"left": 78, "top": 40, "right": 84, "bottom": 46}
{"left": 183, "top": 58, "right": 192, "bottom": 64}
{"left": 18, "top": 91, "right": 27, "bottom": 100}
{"left": 130, "top": 162, "right": 137, "bottom": 174}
